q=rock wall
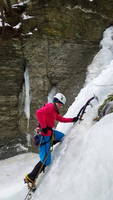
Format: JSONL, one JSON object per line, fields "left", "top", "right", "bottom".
{"left": 0, "top": 0, "right": 113, "bottom": 158}
{"left": 0, "top": 38, "right": 26, "bottom": 159}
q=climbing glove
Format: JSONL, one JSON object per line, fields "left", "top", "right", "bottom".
{"left": 73, "top": 116, "right": 79, "bottom": 122}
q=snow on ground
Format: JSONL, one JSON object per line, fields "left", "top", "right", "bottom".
{"left": 0, "top": 26, "right": 113, "bottom": 200}
{"left": 12, "top": 0, "right": 30, "bottom": 8}
{"left": 0, "top": 153, "right": 39, "bottom": 200}
{"left": 0, "top": 18, "right": 11, "bottom": 27}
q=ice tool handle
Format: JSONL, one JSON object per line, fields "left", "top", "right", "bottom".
{"left": 76, "top": 95, "right": 98, "bottom": 121}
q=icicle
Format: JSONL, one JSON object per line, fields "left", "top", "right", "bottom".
{"left": 26, "top": 133, "right": 31, "bottom": 147}
{"left": 24, "top": 67, "right": 30, "bottom": 130}
{"left": 48, "top": 87, "right": 57, "bottom": 103}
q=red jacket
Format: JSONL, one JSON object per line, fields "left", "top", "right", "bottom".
{"left": 36, "top": 103, "right": 73, "bottom": 136}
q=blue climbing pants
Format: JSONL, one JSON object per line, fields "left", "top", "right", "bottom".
{"left": 39, "top": 130, "right": 64, "bottom": 166}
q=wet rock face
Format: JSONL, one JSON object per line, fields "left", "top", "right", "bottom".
{"left": 0, "top": 0, "right": 113, "bottom": 158}
{"left": 22, "top": 37, "right": 97, "bottom": 123}
{"left": 0, "top": 38, "right": 26, "bottom": 158}
{"left": 24, "top": 0, "right": 112, "bottom": 42}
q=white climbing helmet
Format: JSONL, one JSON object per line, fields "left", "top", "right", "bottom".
{"left": 53, "top": 93, "right": 66, "bottom": 105}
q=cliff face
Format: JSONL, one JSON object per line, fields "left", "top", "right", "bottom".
{"left": 0, "top": 38, "right": 25, "bottom": 158}
{"left": 0, "top": 0, "right": 113, "bottom": 158}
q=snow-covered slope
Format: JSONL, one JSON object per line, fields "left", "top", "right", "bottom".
{"left": 34, "top": 113, "right": 113, "bottom": 200}
{"left": 0, "top": 153, "right": 39, "bottom": 200}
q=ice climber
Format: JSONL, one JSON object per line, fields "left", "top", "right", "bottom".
{"left": 24, "top": 93, "right": 78, "bottom": 189}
